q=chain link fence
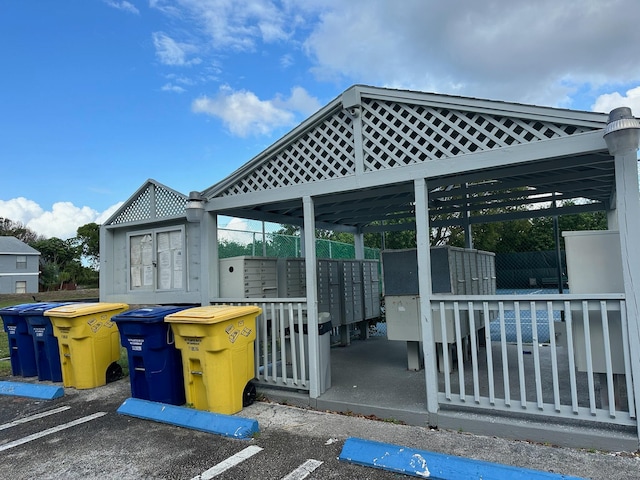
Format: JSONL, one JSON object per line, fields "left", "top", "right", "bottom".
{"left": 218, "top": 223, "right": 379, "bottom": 260}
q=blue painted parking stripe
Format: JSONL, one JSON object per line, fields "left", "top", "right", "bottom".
{"left": 339, "top": 437, "right": 586, "bottom": 480}
{"left": 191, "top": 445, "right": 263, "bottom": 479}
{"left": 0, "top": 412, "right": 107, "bottom": 452}
{"left": 0, "top": 381, "right": 64, "bottom": 400}
{"left": 117, "top": 397, "right": 259, "bottom": 439}
{"left": 0, "top": 405, "right": 71, "bottom": 431}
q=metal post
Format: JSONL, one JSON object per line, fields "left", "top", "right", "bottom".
{"left": 553, "top": 199, "right": 564, "bottom": 294}
{"left": 262, "top": 221, "right": 267, "bottom": 256}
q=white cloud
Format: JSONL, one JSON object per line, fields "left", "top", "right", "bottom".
{"left": 152, "top": 32, "right": 202, "bottom": 66}
{"left": 161, "top": 82, "right": 186, "bottom": 93}
{"left": 0, "top": 197, "right": 44, "bottom": 225}
{"left": 592, "top": 86, "right": 640, "bottom": 115}
{"left": 151, "top": 0, "right": 640, "bottom": 108}
{"left": 274, "top": 86, "right": 322, "bottom": 116}
{"left": 152, "top": 0, "right": 290, "bottom": 51}
{"left": 218, "top": 217, "right": 252, "bottom": 243}
{"left": 103, "top": 0, "right": 139, "bottom": 14}
{"left": 300, "top": 0, "right": 640, "bottom": 105}
{"left": 192, "top": 85, "right": 320, "bottom": 136}
{"left": 0, "top": 198, "right": 123, "bottom": 240}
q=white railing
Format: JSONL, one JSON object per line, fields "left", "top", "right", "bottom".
{"left": 431, "top": 294, "right": 636, "bottom": 426}
{"left": 213, "top": 298, "right": 310, "bottom": 390}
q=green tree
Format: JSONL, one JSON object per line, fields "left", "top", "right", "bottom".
{"left": 31, "top": 237, "right": 81, "bottom": 290}
{"left": 75, "top": 222, "right": 100, "bottom": 269}
{"left": 0, "top": 217, "right": 43, "bottom": 243}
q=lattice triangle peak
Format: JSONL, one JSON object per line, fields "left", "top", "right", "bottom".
{"left": 105, "top": 179, "right": 188, "bottom": 226}
{"left": 205, "top": 85, "right": 608, "bottom": 199}
{"left": 359, "top": 96, "right": 601, "bottom": 172}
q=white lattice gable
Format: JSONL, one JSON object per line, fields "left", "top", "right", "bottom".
{"left": 205, "top": 86, "right": 607, "bottom": 202}
{"left": 104, "top": 179, "right": 188, "bottom": 226}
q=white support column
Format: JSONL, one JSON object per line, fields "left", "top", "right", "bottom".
{"left": 303, "top": 196, "right": 321, "bottom": 398}
{"left": 414, "top": 178, "right": 440, "bottom": 421}
{"left": 604, "top": 107, "right": 640, "bottom": 447}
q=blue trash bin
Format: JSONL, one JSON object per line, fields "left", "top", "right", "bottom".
{"left": 112, "top": 306, "right": 190, "bottom": 405}
{"left": 1, "top": 303, "right": 51, "bottom": 377}
{"left": 21, "top": 302, "right": 71, "bottom": 382}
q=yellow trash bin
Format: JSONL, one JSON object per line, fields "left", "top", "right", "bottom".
{"left": 44, "top": 302, "right": 128, "bottom": 389}
{"left": 164, "top": 305, "right": 262, "bottom": 415}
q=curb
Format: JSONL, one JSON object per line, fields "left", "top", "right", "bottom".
{"left": 339, "top": 437, "right": 586, "bottom": 480}
{"left": 0, "top": 381, "right": 64, "bottom": 400}
{"left": 117, "top": 397, "right": 259, "bottom": 439}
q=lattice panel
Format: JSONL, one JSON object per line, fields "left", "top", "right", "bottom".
{"left": 221, "top": 111, "right": 355, "bottom": 196}
{"left": 108, "top": 184, "right": 187, "bottom": 225}
{"left": 361, "top": 99, "right": 596, "bottom": 172}
{"left": 155, "top": 186, "right": 188, "bottom": 218}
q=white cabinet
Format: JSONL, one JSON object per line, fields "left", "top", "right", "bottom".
{"left": 563, "top": 230, "right": 625, "bottom": 374}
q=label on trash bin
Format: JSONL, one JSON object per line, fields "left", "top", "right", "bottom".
{"left": 33, "top": 327, "right": 46, "bottom": 338}
{"left": 128, "top": 338, "right": 144, "bottom": 351}
{"left": 7, "top": 326, "right": 16, "bottom": 335}
{"left": 185, "top": 337, "right": 201, "bottom": 351}
{"left": 87, "top": 317, "right": 103, "bottom": 333}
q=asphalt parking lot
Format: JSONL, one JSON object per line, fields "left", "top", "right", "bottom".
{"left": 0, "top": 379, "right": 404, "bottom": 479}
{"left": 2, "top": 377, "right": 640, "bottom": 479}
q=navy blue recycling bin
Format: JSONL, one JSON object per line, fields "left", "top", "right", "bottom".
{"left": 112, "top": 306, "right": 190, "bottom": 405}
{"left": 21, "top": 302, "right": 71, "bottom": 382}
{"left": 0, "top": 303, "right": 50, "bottom": 377}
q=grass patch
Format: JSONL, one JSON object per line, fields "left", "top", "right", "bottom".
{"left": 0, "top": 318, "right": 11, "bottom": 377}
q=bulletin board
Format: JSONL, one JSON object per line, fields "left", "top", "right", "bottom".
{"left": 128, "top": 227, "right": 185, "bottom": 291}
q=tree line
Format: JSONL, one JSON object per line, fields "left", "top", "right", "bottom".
{"left": 1, "top": 218, "right": 100, "bottom": 291}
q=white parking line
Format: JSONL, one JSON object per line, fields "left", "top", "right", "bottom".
{"left": 191, "top": 445, "right": 264, "bottom": 480}
{"left": 0, "top": 406, "right": 72, "bottom": 431}
{"left": 281, "top": 459, "right": 324, "bottom": 480}
{"left": 0, "top": 412, "right": 107, "bottom": 452}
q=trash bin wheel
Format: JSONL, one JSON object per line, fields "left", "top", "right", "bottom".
{"left": 106, "top": 362, "right": 123, "bottom": 383}
{"left": 242, "top": 381, "right": 257, "bottom": 407}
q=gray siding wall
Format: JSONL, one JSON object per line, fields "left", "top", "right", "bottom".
{"left": 0, "top": 253, "right": 40, "bottom": 294}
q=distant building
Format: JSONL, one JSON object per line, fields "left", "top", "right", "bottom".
{"left": 0, "top": 236, "right": 40, "bottom": 294}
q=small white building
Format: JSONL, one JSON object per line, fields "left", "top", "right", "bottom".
{"left": 101, "top": 85, "right": 640, "bottom": 451}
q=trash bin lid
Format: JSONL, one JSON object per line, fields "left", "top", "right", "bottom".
{"left": 18, "top": 302, "right": 72, "bottom": 316}
{"left": 164, "top": 305, "right": 261, "bottom": 324}
{"left": 112, "top": 306, "right": 191, "bottom": 323}
{"left": 0, "top": 303, "right": 52, "bottom": 317}
{"left": 44, "top": 302, "right": 129, "bottom": 318}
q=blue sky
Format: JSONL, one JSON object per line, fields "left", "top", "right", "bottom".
{"left": 1, "top": 0, "right": 640, "bottom": 239}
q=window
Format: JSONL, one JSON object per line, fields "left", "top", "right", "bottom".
{"left": 15, "top": 281, "right": 26, "bottom": 294}
{"left": 128, "top": 227, "right": 185, "bottom": 291}
{"left": 16, "top": 255, "right": 27, "bottom": 269}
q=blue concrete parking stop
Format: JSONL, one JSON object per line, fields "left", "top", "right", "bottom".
{"left": 117, "top": 397, "right": 259, "bottom": 439}
{"left": 0, "top": 380, "right": 64, "bottom": 400}
{"left": 339, "top": 437, "right": 586, "bottom": 480}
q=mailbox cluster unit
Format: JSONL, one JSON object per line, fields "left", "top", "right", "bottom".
{"left": 276, "top": 257, "right": 306, "bottom": 298}
{"left": 382, "top": 246, "right": 496, "bottom": 371}
{"left": 219, "top": 256, "right": 279, "bottom": 298}
{"left": 218, "top": 256, "right": 381, "bottom": 343}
